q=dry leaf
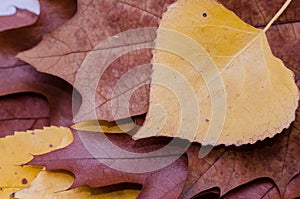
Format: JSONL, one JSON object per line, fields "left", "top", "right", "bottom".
{"left": 17, "top": 0, "right": 175, "bottom": 122}
{"left": 222, "top": 179, "right": 280, "bottom": 199}
{"left": 0, "top": 9, "right": 38, "bottom": 32}
{"left": 29, "top": 130, "right": 188, "bottom": 199}
{"left": 15, "top": 171, "right": 140, "bottom": 199}
{"left": 1, "top": 0, "right": 299, "bottom": 198}
{"left": 134, "top": 0, "right": 299, "bottom": 145}
{"left": 72, "top": 119, "right": 136, "bottom": 133}
{"left": 181, "top": 102, "right": 300, "bottom": 198}
{"left": 284, "top": 173, "right": 300, "bottom": 199}
{"left": 0, "top": 126, "right": 73, "bottom": 198}
{"left": 0, "top": 93, "right": 49, "bottom": 137}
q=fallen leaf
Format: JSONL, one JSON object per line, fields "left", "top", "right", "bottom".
{"left": 17, "top": 0, "right": 175, "bottom": 122}
{"left": 181, "top": 102, "right": 300, "bottom": 198}
{"left": 0, "top": 64, "right": 79, "bottom": 127}
{"left": 0, "top": 93, "right": 49, "bottom": 137}
{"left": 1, "top": 0, "right": 299, "bottom": 198}
{"left": 0, "top": 126, "right": 73, "bottom": 198}
{"left": 0, "top": 0, "right": 77, "bottom": 127}
{"left": 0, "top": 0, "right": 76, "bottom": 68}
{"left": 17, "top": 0, "right": 299, "bottom": 124}
{"left": 72, "top": 119, "right": 136, "bottom": 133}
{"left": 29, "top": 129, "right": 188, "bottom": 199}
{"left": 222, "top": 179, "right": 280, "bottom": 199}
{"left": 15, "top": 170, "right": 140, "bottom": 199}
{"left": 0, "top": 9, "right": 38, "bottom": 32}
{"left": 284, "top": 173, "right": 300, "bottom": 199}
{"left": 134, "top": 0, "right": 299, "bottom": 146}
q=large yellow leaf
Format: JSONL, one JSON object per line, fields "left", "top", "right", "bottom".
{"left": 15, "top": 171, "right": 140, "bottom": 199}
{"left": 134, "top": 0, "right": 299, "bottom": 145}
{"left": 0, "top": 126, "right": 73, "bottom": 198}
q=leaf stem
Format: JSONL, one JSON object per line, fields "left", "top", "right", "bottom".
{"left": 263, "top": 0, "right": 293, "bottom": 32}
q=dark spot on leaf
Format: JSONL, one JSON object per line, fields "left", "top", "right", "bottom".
{"left": 49, "top": 144, "right": 53, "bottom": 148}
{"left": 203, "top": 13, "right": 207, "bottom": 17}
{"left": 21, "top": 178, "right": 28, "bottom": 185}
{"left": 31, "top": 132, "right": 35, "bottom": 135}
{"left": 205, "top": 119, "right": 210, "bottom": 123}
{"left": 10, "top": 193, "right": 15, "bottom": 198}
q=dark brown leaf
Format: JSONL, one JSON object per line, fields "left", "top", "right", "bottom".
{"left": 0, "top": 93, "right": 49, "bottom": 137}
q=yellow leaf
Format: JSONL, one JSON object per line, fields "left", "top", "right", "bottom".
{"left": 134, "top": 0, "right": 299, "bottom": 146}
{"left": 0, "top": 126, "right": 73, "bottom": 198}
{"left": 15, "top": 171, "right": 140, "bottom": 199}
{"left": 72, "top": 119, "right": 136, "bottom": 133}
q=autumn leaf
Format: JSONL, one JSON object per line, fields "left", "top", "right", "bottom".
{"left": 0, "top": 10, "right": 38, "bottom": 33}
{"left": 0, "top": 0, "right": 77, "bottom": 127}
{"left": 0, "top": 126, "right": 73, "bottom": 198}
{"left": 0, "top": 0, "right": 299, "bottom": 198}
{"left": 71, "top": 119, "right": 136, "bottom": 133}
{"left": 0, "top": 93, "right": 49, "bottom": 137}
{"left": 284, "top": 173, "right": 300, "bottom": 199}
{"left": 17, "top": 0, "right": 175, "bottom": 122}
{"left": 181, "top": 103, "right": 300, "bottom": 198}
{"left": 29, "top": 129, "right": 188, "bottom": 199}
{"left": 222, "top": 179, "right": 280, "bottom": 199}
{"left": 15, "top": 171, "right": 140, "bottom": 199}
{"left": 133, "top": 0, "right": 299, "bottom": 146}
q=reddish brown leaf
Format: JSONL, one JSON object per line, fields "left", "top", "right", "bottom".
{"left": 0, "top": 64, "right": 78, "bottom": 126}
{"left": 0, "top": 0, "right": 76, "bottom": 68}
{"left": 284, "top": 174, "right": 300, "bottom": 199}
{"left": 223, "top": 179, "right": 280, "bottom": 199}
{"left": 29, "top": 130, "right": 188, "bottom": 199}
{"left": 0, "top": 93, "right": 49, "bottom": 137}
{"left": 182, "top": 106, "right": 300, "bottom": 198}
{"left": 0, "top": 0, "right": 77, "bottom": 125}
{"left": 0, "top": 9, "right": 38, "bottom": 32}
{"left": 17, "top": 0, "right": 175, "bottom": 121}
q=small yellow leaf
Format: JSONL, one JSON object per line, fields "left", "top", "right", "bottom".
{"left": 15, "top": 171, "right": 140, "bottom": 199}
{"left": 134, "top": 0, "right": 299, "bottom": 145}
{"left": 72, "top": 119, "right": 136, "bottom": 133}
{"left": 0, "top": 126, "right": 73, "bottom": 198}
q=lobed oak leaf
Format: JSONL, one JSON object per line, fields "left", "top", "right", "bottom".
{"left": 0, "top": 126, "right": 73, "bottom": 198}
{"left": 15, "top": 171, "right": 140, "bottom": 199}
{"left": 29, "top": 129, "right": 188, "bottom": 199}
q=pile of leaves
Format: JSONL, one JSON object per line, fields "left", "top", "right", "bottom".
{"left": 0, "top": 0, "right": 299, "bottom": 198}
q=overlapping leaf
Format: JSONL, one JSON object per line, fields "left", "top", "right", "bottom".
{"left": 0, "top": 126, "right": 73, "bottom": 198}
{"left": 15, "top": 171, "right": 140, "bottom": 199}
{"left": 0, "top": 0, "right": 299, "bottom": 198}
{"left": 134, "top": 0, "right": 299, "bottom": 146}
